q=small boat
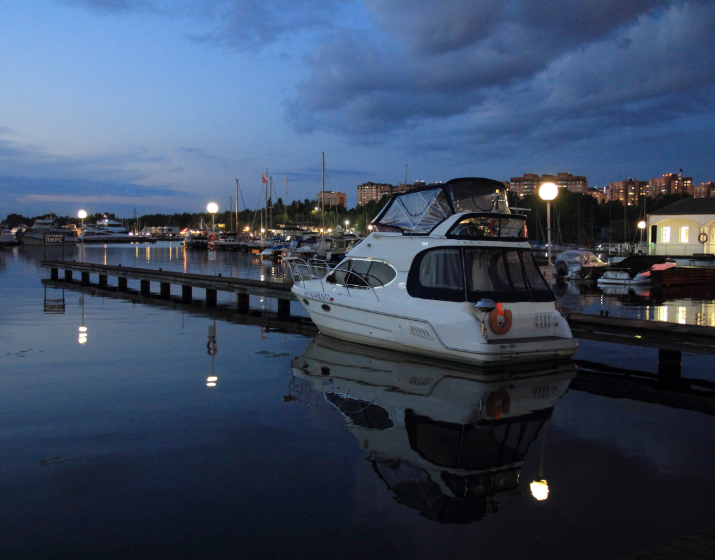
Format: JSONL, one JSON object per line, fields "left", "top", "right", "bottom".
{"left": 597, "top": 256, "right": 676, "bottom": 285}
{"left": 0, "top": 228, "right": 15, "bottom": 248}
{"left": 554, "top": 250, "right": 609, "bottom": 280}
{"left": 315, "top": 235, "right": 362, "bottom": 262}
{"left": 288, "top": 177, "right": 577, "bottom": 366}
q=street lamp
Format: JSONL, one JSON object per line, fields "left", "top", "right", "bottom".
{"left": 345, "top": 220, "right": 349, "bottom": 231}
{"left": 638, "top": 220, "right": 646, "bottom": 249}
{"left": 207, "top": 202, "right": 218, "bottom": 228}
{"left": 78, "top": 209, "right": 87, "bottom": 229}
{"left": 539, "top": 182, "right": 559, "bottom": 284}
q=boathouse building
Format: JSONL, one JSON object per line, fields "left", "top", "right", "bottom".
{"left": 648, "top": 198, "right": 715, "bottom": 256}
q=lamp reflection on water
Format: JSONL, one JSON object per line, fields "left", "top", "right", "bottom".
{"left": 206, "top": 321, "right": 217, "bottom": 387}
{"left": 78, "top": 295, "right": 87, "bottom": 345}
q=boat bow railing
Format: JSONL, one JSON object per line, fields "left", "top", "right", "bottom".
{"left": 286, "top": 258, "right": 380, "bottom": 301}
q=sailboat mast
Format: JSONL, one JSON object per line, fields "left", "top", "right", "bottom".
{"left": 235, "top": 179, "right": 239, "bottom": 233}
{"left": 269, "top": 176, "right": 273, "bottom": 231}
{"left": 321, "top": 152, "right": 325, "bottom": 235}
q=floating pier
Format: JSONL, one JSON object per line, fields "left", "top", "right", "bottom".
{"left": 41, "top": 260, "right": 295, "bottom": 318}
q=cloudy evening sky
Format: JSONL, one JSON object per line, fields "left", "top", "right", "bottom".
{"left": 1, "top": 0, "right": 714, "bottom": 217}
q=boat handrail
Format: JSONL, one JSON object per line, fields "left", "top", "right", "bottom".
{"left": 339, "top": 269, "right": 380, "bottom": 301}
{"left": 286, "top": 257, "right": 329, "bottom": 292}
{"left": 286, "top": 257, "right": 380, "bottom": 301}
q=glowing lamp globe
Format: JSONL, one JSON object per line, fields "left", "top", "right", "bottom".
{"left": 78, "top": 210, "right": 87, "bottom": 219}
{"left": 207, "top": 202, "right": 218, "bottom": 214}
{"left": 539, "top": 182, "right": 559, "bottom": 201}
{"left": 638, "top": 221, "right": 646, "bottom": 230}
{"left": 530, "top": 479, "right": 549, "bottom": 501}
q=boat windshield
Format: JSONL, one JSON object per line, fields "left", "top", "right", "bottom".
{"left": 372, "top": 178, "right": 509, "bottom": 235}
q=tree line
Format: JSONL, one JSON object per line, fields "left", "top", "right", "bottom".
{"left": 4, "top": 191, "right": 687, "bottom": 242}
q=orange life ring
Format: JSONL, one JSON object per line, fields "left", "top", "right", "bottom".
{"left": 486, "top": 389, "right": 511, "bottom": 420}
{"left": 488, "top": 302, "right": 513, "bottom": 335}
{"left": 207, "top": 233, "right": 219, "bottom": 250}
{"left": 698, "top": 232, "right": 709, "bottom": 244}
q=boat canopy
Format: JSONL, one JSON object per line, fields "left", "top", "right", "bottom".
{"left": 371, "top": 178, "right": 510, "bottom": 235}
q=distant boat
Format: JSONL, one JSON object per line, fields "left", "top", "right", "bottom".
{"left": 597, "top": 256, "right": 676, "bottom": 285}
{"left": 18, "top": 217, "right": 78, "bottom": 246}
{"left": 0, "top": 228, "right": 15, "bottom": 248}
{"left": 80, "top": 218, "right": 131, "bottom": 243}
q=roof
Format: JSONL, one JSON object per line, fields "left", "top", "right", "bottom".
{"left": 650, "top": 198, "right": 715, "bottom": 216}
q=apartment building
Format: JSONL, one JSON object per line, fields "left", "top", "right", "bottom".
{"left": 508, "top": 172, "right": 588, "bottom": 197}
{"left": 316, "top": 191, "right": 347, "bottom": 208}
{"left": 647, "top": 173, "right": 693, "bottom": 197}
{"left": 357, "top": 181, "right": 426, "bottom": 206}
{"left": 606, "top": 179, "right": 648, "bottom": 205}
{"left": 693, "top": 182, "right": 715, "bottom": 198}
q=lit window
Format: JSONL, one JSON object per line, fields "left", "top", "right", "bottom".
{"left": 662, "top": 227, "right": 671, "bottom": 243}
{"left": 681, "top": 227, "right": 689, "bottom": 243}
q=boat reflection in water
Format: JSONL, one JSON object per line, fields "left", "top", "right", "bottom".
{"left": 289, "top": 335, "right": 575, "bottom": 524}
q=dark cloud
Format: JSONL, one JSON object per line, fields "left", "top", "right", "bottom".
{"left": 287, "top": 0, "right": 715, "bottom": 154}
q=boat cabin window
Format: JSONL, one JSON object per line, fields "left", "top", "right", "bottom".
{"left": 446, "top": 214, "right": 527, "bottom": 240}
{"left": 325, "top": 259, "right": 397, "bottom": 289}
{"left": 407, "top": 248, "right": 554, "bottom": 302}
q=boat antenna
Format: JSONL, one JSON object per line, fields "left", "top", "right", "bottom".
{"left": 321, "top": 152, "right": 325, "bottom": 235}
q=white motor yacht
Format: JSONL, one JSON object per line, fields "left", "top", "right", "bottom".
{"left": 288, "top": 178, "right": 577, "bottom": 366}
{"left": 80, "top": 218, "right": 131, "bottom": 243}
{"left": 18, "top": 217, "right": 78, "bottom": 245}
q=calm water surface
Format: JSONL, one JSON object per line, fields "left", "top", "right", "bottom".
{"left": 1, "top": 243, "right": 714, "bottom": 559}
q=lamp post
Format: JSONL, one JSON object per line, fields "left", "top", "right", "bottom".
{"left": 539, "top": 182, "right": 559, "bottom": 284}
{"left": 345, "top": 219, "right": 349, "bottom": 232}
{"left": 638, "top": 220, "right": 646, "bottom": 249}
{"left": 207, "top": 202, "right": 218, "bottom": 229}
{"left": 78, "top": 209, "right": 87, "bottom": 229}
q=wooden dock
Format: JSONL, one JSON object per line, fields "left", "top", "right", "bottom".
{"left": 41, "top": 260, "right": 295, "bottom": 318}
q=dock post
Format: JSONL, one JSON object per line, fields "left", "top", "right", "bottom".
{"left": 50, "top": 268, "right": 58, "bottom": 280}
{"left": 64, "top": 270, "right": 72, "bottom": 281}
{"left": 118, "top": 277, "right": 128, "bottom": 292}
{"left": 658, "top": 349, "right": 682, "bottom": 389}
{"left": 160, "top": 283, "right": 171, "bottom": 299}
{"left": 182, "top": 285, "right": 192, "bottom": 303}
{"left": 206, "top": 289, "right": 217, "bottom": 307}
{"left": 141, "top": 280, "right": 151, "bottom": 295}
{"left": 81, "top": 272, "right": 90, "bottom": 286}
{"left": 277, "top": 298, "right": 291, "bottom": 320}
{"left": 236, "top": 293, "right": 249, "bottom": 314}
{"left": 99, "top": 274, "right": 108, "bottom": 287}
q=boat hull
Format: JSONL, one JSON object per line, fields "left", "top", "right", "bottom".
{"left": 292, "top": 285, "right": 577, "bottom": 367}
{"left": 20, "top": 234, "right": 78, "bottom": 246}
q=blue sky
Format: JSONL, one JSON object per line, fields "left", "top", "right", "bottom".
{"left": 2, "top": 0, "right": 714, "bottom": 217}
